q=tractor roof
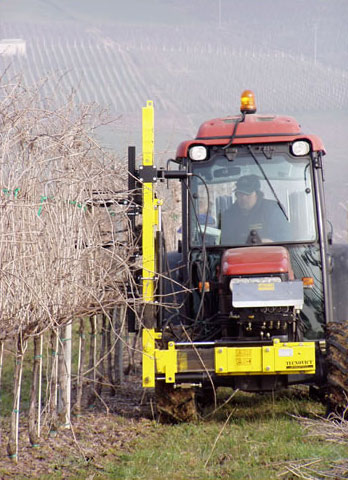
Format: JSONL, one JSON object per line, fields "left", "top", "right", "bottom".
{"left": 176, "top": 114, "right": 326, "bottom": 158}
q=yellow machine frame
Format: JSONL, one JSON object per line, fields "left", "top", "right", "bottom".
{"left": 140, "top": 101, "right": 316, "bottom": 389}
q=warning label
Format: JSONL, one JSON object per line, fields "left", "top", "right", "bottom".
{"left": 235, "top": 349, "right": 252, "bottom": 366}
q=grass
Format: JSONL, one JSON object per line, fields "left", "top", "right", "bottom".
{"left": 101, "top": 390, "right": 347, "bottom": 480}
{"left": 106, "top": 422, "right": 343, "bottom": 479}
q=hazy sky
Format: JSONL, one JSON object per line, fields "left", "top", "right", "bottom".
{"left": 1, "top": 0, "right": 348, "bottom": 28}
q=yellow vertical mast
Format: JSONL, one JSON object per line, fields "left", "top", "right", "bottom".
{"left": 141, "top": 100, "right": 158, "bottom": 388}
{"left": 141, "top": 100, "right": 155, "bottom": 306}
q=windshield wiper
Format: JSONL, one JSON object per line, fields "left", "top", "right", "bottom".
{"left": 247, "top": 145, "right": 289, "bottom": 222}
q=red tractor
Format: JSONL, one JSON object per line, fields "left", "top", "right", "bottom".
{"left": 129, "top": 92, "right": 348, "bottom": 421}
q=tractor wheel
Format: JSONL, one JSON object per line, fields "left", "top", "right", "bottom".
{"left": 326, "top": 321, "right": 348, "bottom": 418}
{"left": 155, "top": 382, "right": 198, "bottom": 423}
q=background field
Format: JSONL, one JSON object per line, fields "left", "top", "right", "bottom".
{"left": 2, "top": 0, "right": 348, "bottom": 238}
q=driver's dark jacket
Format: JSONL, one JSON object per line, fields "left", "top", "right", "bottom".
{"left": 220, "top": 197, "right": 290, "bottom": 244}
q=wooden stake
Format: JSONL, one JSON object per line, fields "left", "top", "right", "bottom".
{"left": 37, "top": 335, "right": 43, "bottom": 438}
{"left": 96, "top": 315, "right": 106, "bottom": 397}
{"left": 29, "top": 336, "right": 41, "bottom": 447}
{"left": 64, "top": 322, "right": 72, "bottom": 428}
{"left": 7, "top": 335, "right": 27, "bottom": 462}
{"left": 106, "top": 313, "right": 115, "bottom": 395}
{"left": 72, "top": 318, "right": 85, "bottom": 416}
{"left": 87, "top": 315, "right": 97, "bottom": 406}
{"left": 114, "top": 306, "right": 125, "bottom": 384}
{"left": 58, "top": 323, "right": 72, "bottom": 428}
{"left": 0, "top": 341, "right": 4, "bottom": 410}
{"left": 49, "top": 330, "right": 59, "bottom": 434}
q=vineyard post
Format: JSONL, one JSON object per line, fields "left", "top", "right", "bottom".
{"left": 58, "top": 323, "right": 72, "bottom": 429}
{"left": 63, "top": 321, "right": 72, "bottom": 428}
{"left": 49, "top": 329, "right": 59, "bottom": 434}
{"left": 93, "top": 316, "right": 97, "bottom": 389}
{"left": 96, "top": 315, "right": 106, "bottom": 396}
{"left": 87, "top": 316, "right": 98, "bottom": 406}
{"left": 7, "top": 335, "right": 27, "bottom": 462}
{"left": 73, "top": 318, "right": 86, "bottom": 415}
{"left": 28, "top": 336, "right": 41, "bottom": 447}
{"left": 106, "top": 313, "right": 115, "bottom": 394}
{"left": 114, "top": 306, "right": 125, "bottom": 384}
{"left": 0, "top": 342, "right": 3, "bottom": 410}
{"left": 37, "top": 334, "right": 43, "bottom": 438}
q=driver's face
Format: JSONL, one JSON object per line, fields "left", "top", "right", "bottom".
{"left": 236, "top": 191, "right": 257, "bottom": 210}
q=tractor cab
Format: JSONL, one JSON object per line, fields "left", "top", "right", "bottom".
{"left": 188, "top": 143, "right": 316, "bottom": 247}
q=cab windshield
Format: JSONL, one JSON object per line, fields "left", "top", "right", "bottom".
{"left": 190, "top": 146, "right": 317, "bottom": 246}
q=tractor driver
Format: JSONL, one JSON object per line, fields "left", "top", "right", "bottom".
{"left": 220, "top": 174, "right": 290, "bottom": 245}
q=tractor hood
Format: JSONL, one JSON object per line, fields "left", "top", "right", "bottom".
{"left": 221, "top": 246, "right": 294, "bottom": 278}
